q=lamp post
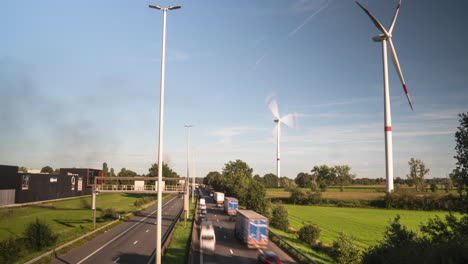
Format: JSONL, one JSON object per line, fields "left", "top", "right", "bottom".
{"left": 148, "top": 4, "right": 181, "bottom": 264}
{"left": 185, "top": 125, "right": 193, "bottom": 203}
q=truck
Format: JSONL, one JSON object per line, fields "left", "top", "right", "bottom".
{"left": 213, "top": 192, "right": 224, "bottom": 207}
{"left": 235, "top": 209, "right": 269, "bottom": 248}
{"left": 224, "top": 197, "right": 238, "bottom": 216}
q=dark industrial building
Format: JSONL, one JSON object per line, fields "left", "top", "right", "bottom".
{"left": 0, "top": 165, "right": 101, "bottom": 205}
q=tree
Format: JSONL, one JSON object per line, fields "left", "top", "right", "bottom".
{"left": 102, "top": 162, "right": 110, "bottom": 177}
{"left": 294, "top": 172, "right": 314, "bottom": 188}
{"left": 298, "top": 224, "right": 321, "bottom": 246}
{"left": 205, "top": 171, "right": 224, "bottom": 191}
{"left": 333, "top": 165, "right": 355, "bottom": 192}
{"left": 222, "top": 160, "right": 253, "bottom": 202}
{"left": 23, "top": 218, "right": 58, "bottom": 251}
{"left": 452, "top": 112, "right": 468, "bottom": 197}
{"left": 253, "top": 174, "right": 262, "bottom": 184}
{"left": 53, "top": 168, "right": 60, "bottom": 174}
{"left": 40, "top": 166, "right": 53, "bottom": 174}
{"left": 270, "top": 203, "right": 289, "bottom": 231}
{"left": 407, "top": 158, "right": 430, "bottom": 192}
{"left": 147, "top": 163, "right": 180, "bottom": 185}
{"left": 263, "top": 173, "right": 279, "bottom": 188}
{"left": 244, "top": 180, "right": 268, "bottom": 215}
{"left": 311, "top": 165, "right": 335, "bottom": 192}
{"left": 332, "top": 233, "right": 361, "bottom": 264}
{"left": 18, "top": 166, "right": 28, "bottom": 173}
{"left": 290, "top": 188, "right": 306, "bottom": 204}
{"left": 280, "top": 176, "right": 296, "bottom": 190}
{"left": 362, "top": 214, "right": 468, "bottom": 264}
{"left": 110, "top": 168, "right": 116, "bottom": 177}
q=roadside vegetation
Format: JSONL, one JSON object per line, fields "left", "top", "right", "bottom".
{"left": 0, "top": 193, "right": 167, "bottom": 263}
{"left": 162, "top": 198, "right": 196, "bottom": 264}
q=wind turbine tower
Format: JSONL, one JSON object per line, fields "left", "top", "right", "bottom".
{"left": 356, "top": 0, "right": 414, "bottom": 192}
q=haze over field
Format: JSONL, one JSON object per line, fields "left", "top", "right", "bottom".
{"left": 1, "top": 0, "right": 467, "bottom": 179}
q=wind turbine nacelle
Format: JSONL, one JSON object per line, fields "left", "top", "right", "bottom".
{"left": 372, "top": 34, "right": 389, "bottom": 42}
{"left": 274, "top": 119, "right": 279, "bottom": 123}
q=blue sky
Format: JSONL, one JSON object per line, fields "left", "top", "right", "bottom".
{"left": 1, "top": 0, "right": 467, "bottom": 180}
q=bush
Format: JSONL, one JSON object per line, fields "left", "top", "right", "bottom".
{"left": 290, "top": 188, "right": 306, "bottom": 204}
{"left": 23, "top": 218, "right": 58, "bottom": 251}
{"left": 298, "top": 224, "right": 321, "bottom": 246}
{"left": 101, "top": 208, "right": 117, "bottom": 219}
{"left": 270, "top": 204, "right": 289, "bottom": 231}
{"left": 0, "top": 237, "right": 23, "bottom": 263}
{"left": 331, "top": 232, "right": 361, "bottom": 264}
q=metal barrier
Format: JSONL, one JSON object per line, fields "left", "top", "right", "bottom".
{"left": 269, "top": 230, "right": 317, "bottom": 264}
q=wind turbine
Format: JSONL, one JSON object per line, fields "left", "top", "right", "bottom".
{"left": 356, "top": 0, "right": 413, "bottom": 193}
{"left": 267, "top": 96, "right": 297, "bottom": 187}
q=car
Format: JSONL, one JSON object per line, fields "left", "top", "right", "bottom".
{"left": 257, "top": 251, "right": 281, "bottom": 264}
{"left": 201, "top": 208, "right": 207, "bottom": 214}
{"left": 200, "top": 221, "right": 216, "bottom": 254}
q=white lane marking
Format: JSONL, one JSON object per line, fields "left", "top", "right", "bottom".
{"left": 146, "top": 229, "right": 149, "bottom": 233}
{"left": 224, "top": 235, "right": 226, "bottom": 239}
{"left": 76, "top": 196, "right": 179, "bottom": 264}
{"left": 114, "top": 257, "right": 120, "bottom": 263}
{"left": 230, "top": 249, "right": 233, "bottom": 254}
{"left": 133, "top": 240, "right": 138, "bottom": 245}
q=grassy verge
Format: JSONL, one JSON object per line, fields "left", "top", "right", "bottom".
{"left": 162, "top": 198, "right": 196, "bottom": 264}
{"left": 269, "top": 227, "right": 335, "bottom": 264}
{"left": 284, "top": 204, "right": 454, "bottom": 248}
{"left": 0, "top": 193, "right": 169, "bottom": 263}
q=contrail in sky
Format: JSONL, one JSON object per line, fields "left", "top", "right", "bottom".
{"left": 253, "top": 0, "right": 332, "bottom": 70}
{"left": 288, "top": 0, "right": 331, "bottom": 37}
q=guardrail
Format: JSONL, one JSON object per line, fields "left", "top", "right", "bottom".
{"left": 269, "top": 230, "right": 317, "bottom": 264}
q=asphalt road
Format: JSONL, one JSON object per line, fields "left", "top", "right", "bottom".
{"left": 50, "top": 194, "right": 183, "bottom": 264}
{"left": 190, "top": 189, "right": 296, "bottom": 264}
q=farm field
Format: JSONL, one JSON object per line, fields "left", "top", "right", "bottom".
{"left": 0, "top": 193, "right": 166, "bottom": 242}
{"left": 266, "top": 190, "right": 386, "bottom": 200}
{"left": 284, "top": 204, "right": 454, "bottom": 249}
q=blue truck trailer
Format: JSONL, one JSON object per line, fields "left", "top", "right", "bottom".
{"left": 235, "top": 209, "right": 268, "bottom": 248}
{"left": 224, "top": 197, "right": 238, "bottom": 216}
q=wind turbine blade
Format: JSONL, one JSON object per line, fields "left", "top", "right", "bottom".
{"left": 272, "top": 125, "right": 278, "bottom": 140}
{"left": 355, "top": 1, "right": 389, "bottom": 36}
{"left": 280, "top": 113, "right": 297, "bottom": 128}
{"left": 388, "top": 0, "right": 402, "bottom": 34}
{"left": 388, "top": 38, "right": 414, "bottom": 111}
{"left": 266, "top": 96, "right": 280, "bottom": 119}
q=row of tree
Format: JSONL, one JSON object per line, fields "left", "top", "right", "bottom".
{"left": 203, "top": 160, "right": 268, "bottom": 214}
{"left": 294, "top": 165, "right": 355, "bottom": 192}
{"left": 101, "top": 162, "right": 181, "bottom": 185}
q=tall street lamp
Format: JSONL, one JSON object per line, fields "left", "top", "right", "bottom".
{"left": 148, "top": 4, "right": 181, "bottom": 264}
{"left": 184, "top": 125, "right": 193, "bottom": 228}
{"left": 185, "top": 125, "right": 193, "bottom": 204}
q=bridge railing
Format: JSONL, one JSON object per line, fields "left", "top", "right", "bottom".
{"left": 96, "top": 184, "right": 184, "bottom": 193}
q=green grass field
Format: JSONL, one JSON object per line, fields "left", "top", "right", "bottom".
{"left": 284, "top": 204, "right": 454, "bottom": 249}
{"left": 0, "top": 193, "right": 165, "bottom": 243}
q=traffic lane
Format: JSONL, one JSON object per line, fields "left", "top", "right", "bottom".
{"left": 84, "top": 196, "right": 184, "bottom": 264}
{"left": 50, "top": 194, "right": 180, "bottom": 264}
{"left": 200, "top": 190, "right": 296, "bottom": 264}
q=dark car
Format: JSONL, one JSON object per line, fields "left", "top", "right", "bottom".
{"left": 257, "top": 251, "right": 281, "bottom": 264}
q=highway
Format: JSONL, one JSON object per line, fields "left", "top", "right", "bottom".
{"left": 50, "top": 194, "right": 183, "bottom": 264}
{"left": 190, "top": 188, "right": 296, "bottom": 264}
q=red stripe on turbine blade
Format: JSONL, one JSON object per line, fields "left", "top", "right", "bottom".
{"left": 277, "top": 158, "right": 280, "bottom": 161}
{"left": 403, "top": 84, "right": 409, "bottom": 94}
{"left": 385, "top": 126, "right": 392, "bottom": 132}
{"left": 397, "top": 3, "right": 400, "bottom": 9}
